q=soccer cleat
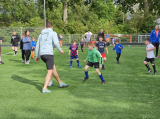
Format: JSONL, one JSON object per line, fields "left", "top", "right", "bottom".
{"left": 153, "top": 72, "right": 157, "bottom": 75}
{"left": 13, "top": 54, "right": 16, "bottom": 56}
{"left": 70, "top": 65, "right": 72, "bottom": 68}
{"left": 0, "top": 61, "right": 4, "bottom": 64}
{"left": 147, "top": 69, "right": 152, "bottom": 74}
{"left": 22, "top": 60, "right": 25, "bottom": 63}
{"left": 42, "top": 89, "right": 52, "bottom": 93}
{"left": 59, "top": 83, "right": 69, "bottom": 88}
{"left": 102, "top": 81, "right": 105, "bottom": 84}
{"left": 117, "top": 61, "right": 119, "bottom": 64}
{"left": 83, "top": 77, "right": 89, "bottom": 82}
{"left": 78, "top": 65, "right": 82, "bottom": 68}
{"left": 102, "top": 67, "right": 105, "bottom": 70}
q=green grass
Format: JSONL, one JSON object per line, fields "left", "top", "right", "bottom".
{"left": 0, "top": 46, "right": 160, "bottom": 119}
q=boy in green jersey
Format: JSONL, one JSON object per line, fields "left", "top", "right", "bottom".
{"left": 83, "top": 41, "right": 105, "bottom": 84}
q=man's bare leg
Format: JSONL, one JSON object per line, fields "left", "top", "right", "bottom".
{"left": 43, "top": 69, "right": 52, "bottom": 90}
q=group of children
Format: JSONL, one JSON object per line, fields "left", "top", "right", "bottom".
{"left": 68, "top": 35, "right": 124, "bottom": 84}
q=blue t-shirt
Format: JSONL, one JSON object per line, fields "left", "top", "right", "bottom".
{"left": 96, "top": 42, "right": 106, "bottom": 54}
{"left": 31, "top": 41, "right": 36, "bottom": 49}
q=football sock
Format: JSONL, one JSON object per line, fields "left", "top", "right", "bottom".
{"left": 31, "top": 53, "right": 34, "bottom": 58}
{"left": 15, "top": 51, "right": 17, "bottom": 54}
{"left": 102, "top": 64, "right": 104, "bottom": 68}
{"left": 99, "top": 73, "right": 105, "bottom": 82}
{"left": 145, "top": 64, "right": 150, "bottom": 70}
{"left": 152, "top": 65, "right": 156, "bottom": 72}
{"left": 77, "top": 60, "right": 79, "bottom": 65}
{"left": 70, "top": 61, "right": 73, "bottom": 66}
{"left": 84, "top": 71, "right": 89, "bottom": 78}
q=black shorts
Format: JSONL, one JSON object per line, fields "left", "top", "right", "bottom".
{"left": 144, "top": 57, "right": 155, "bottom": 64}
{"left": 41, "top": 55, "right": 54, "bottom": 69}
{"left": 12, "top": 42, "right": 18, "bottom": 47}
{"left": 87, "top": 61, "right": 99, "bottom": 68}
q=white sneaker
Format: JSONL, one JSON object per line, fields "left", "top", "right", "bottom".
{"left": 13, "top": 54, "right": 16, "bottom": 56}
{"left": 28, "top": 60, "right": 30, "bottom": 63}
{"left": 22, "top": 60, "right": 25, "bottom": 63}
{"left": 25, "top": 61, "right": 29, "bottom": 64}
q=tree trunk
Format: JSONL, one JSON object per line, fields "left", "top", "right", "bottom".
{"left": 144, "top": 0, "right": 149, "bottom": 16}
{"left": 63, "top": 0, "right": 68, "bottom": 23}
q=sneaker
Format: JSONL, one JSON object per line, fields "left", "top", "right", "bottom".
{"left": 59, "top": 83, "right": 69, "bottom": 88}
{"left": 78, "top": 65, "right": 82, "bottom": 68}
{"left": 70, "top": 65, "right": 72, "bottom": 68}
{"left": 102, "top": 67, "right": 105, "bottom": 70}
{"left": 13, "top": 54, "right": 16, "bottom": 56}
{"left": 0, "top": 61, "right": 4, "bottom": 64}
{"left": 83, "top": 77, "right": 89, "bottom": 82}
{"left": 153, "top": 72, "right": 157, "bottom": 75}
{"left": 28, "top": 60, "right": 30, "bottom": 63}
{"left": 147, "top": 69, "right": 152, "bottom": 74}
{"left": 22, "top": 60, "right": 25, "bottom": 63}
{"left": 25, "top": 61, "right": 29, "bottom": 64}
{"left": 117, "top": 61, "right": 119, "bottom": 64}
{"left": 102, "top": 81, "right": 105, "bottom": 84}
{"left": 42, "top": 89, "right": 52, "bottom": 93}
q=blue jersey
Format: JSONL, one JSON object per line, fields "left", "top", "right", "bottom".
{"left": 69, "top": 45, "right": 78, "bottom": 56}
{"left": 96, "top": 42, "right": 106, "bottom": 54}
{"left": 113, "top": 44, "right": 123, "bottom": 54}
{"left": 31, "top": 41, "right": 36, "bottom": 49}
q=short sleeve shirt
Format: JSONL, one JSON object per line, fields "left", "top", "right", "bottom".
{"left": 96, "top": 42, "right": 106, "bottom": 54}
{"left": 146, "top": 44, "right": 155, "bottom": 58}
{"left": 69, "top": 45, "right": 78, "bottom": 56}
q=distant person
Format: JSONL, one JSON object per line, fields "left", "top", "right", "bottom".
{"left": 20, "top": 34, "right": 25, "bottom": 63}
{"left": 31, "top": 37, "right": 36, "bottom": 59}
{"left": 84, "top": 36, "right": 88, "bottom": 45}
{"left": 22, "top": 30, "right": 32, "bottom": 64}
{"left": 97, "top": 28, "right": 105, "bottom": 42}
{"left": 79, "top": 38, "right": 85, "bottom": 52}
{"left": 105, "top": 33, "right": 110, "bottom": 42}
{"left": 11, "top": 31, "right": 20, "bottom": 56}
{"left": 36, "top": 21, "right": 68, "bottom": 93}
{"left": 113, "top": 38, "right": 123, "bottom": 64}
{"left": 85, "top": 30, "right": 92, "bottom": 41}
{"left": 112, "top": 37, "right": 117, "bottom": 47}
{"left": 91, "top": 36, "right": 95, "bottom": 47}
{"left": 0, "top": 40, "right": 4, "bottom": 64}
{"left": 150, "top": 25, "right": 160, "bottom": 58}
{"left": 144, "top": 38, "right": 156, "bottom": 75}
{"left": 59, "top": 34, "right": 63, "bottom": 47}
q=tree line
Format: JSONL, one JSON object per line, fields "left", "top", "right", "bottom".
{"left": 0, "top": 0, "right": 159, "bottom": 34}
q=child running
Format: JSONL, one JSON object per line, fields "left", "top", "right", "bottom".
{"left": 83, "top": 41, "right": 105, "bottom": 84}
{"left": 113, "top": 38, "right": 123, "bottom": 63}
{"left": 79, "top": 38, "right": 85, "bottom": 52}
{"left": 144, "top": 38, "right": 156, "bottom": 75}
{"left": 96, "top": 36, "right": 109, "bottom": 70}
{"left": 11, "top": 31, "right": 20, "bottom": 56}
{"left": 69, "top": 40, "right": 82, "bottom": 68}
{"left": 31, "top": 37, "right": 36, "bottom": 59}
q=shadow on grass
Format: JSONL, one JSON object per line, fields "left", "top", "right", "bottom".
{"left": 9, "top": 59, "right": 22, "bottom": 62}
{"left": 11, "top": 75, "right": 43, "bottom": 92}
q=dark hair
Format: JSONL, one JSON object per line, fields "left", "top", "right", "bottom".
{"left": 46, "top": 22, "right": 53, "bottom": 28}
{"left": 72, "top": 40, "right": 76, "bottom": 43}
{"left": 145, "top": 38, "right": 150, "bottom": 42}
{"left": 24, "top": 30, "right": 30, "bottom": 37}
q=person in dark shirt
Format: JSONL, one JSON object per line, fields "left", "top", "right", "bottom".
{"left": 11, "top": 31, "right": 20, "bottom": 56}
{"left": 97, "top": 28, "right": 105, "bottom": 42}
{"left": 79, "top": 38, "right": 85, "bottom": 52}
{"left": 20, "top": 34, "right": 25, "bottom": 63}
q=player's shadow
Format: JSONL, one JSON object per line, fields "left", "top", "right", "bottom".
{"left": 11, "top": 75, "right": 43, "bottom": 92}
{"left": 9, "top": 59, "right": 22, "bottom": 63}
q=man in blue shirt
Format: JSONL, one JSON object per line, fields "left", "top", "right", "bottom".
{"left": 150, "top": 25, "right": 160, "bottom": 57}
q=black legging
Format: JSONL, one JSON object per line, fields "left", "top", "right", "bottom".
{"left": 152, "top": 43, "right": 159, "bottom": 57}
{"left": 116, "top": 53, "right": 121, "bottom": 61}
{"left": 22, "top": 50, "right": 25, "bottom": 61}
{"left": 25, "top": 50, "right": 31, "bottom": 61}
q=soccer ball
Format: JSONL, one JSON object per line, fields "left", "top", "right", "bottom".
{"left": 48, "top": 80, "right": 53, "bottom": 87}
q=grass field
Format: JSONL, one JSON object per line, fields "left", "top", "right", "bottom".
{"left": 0, "top": 46, "right": 160, "bottom": 119}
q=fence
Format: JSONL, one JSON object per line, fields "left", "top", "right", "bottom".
{"left": 0, "top": 27, "right": 153, "bottom": 44}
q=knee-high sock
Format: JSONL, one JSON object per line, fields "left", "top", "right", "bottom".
{"left": 77, "top": 60, "right": 79, "bottom": 65}
{"left": 99, "top": 73, "right": 105, "bottom": 82}
{"left": 84, "top": 71, "right": 89, "bottom": 78}
{"left": 152, "top": 65, "right": 156, "bottom": 72}
{"left": 70, "top": 61, "right": 73, "bottom": 66}
{"left": 145, "top": 64, "right": 151, "bottom": 70}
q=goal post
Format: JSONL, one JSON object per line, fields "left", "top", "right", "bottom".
{"left": 138, "top": 35, "right": 150, "bottom": 43}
